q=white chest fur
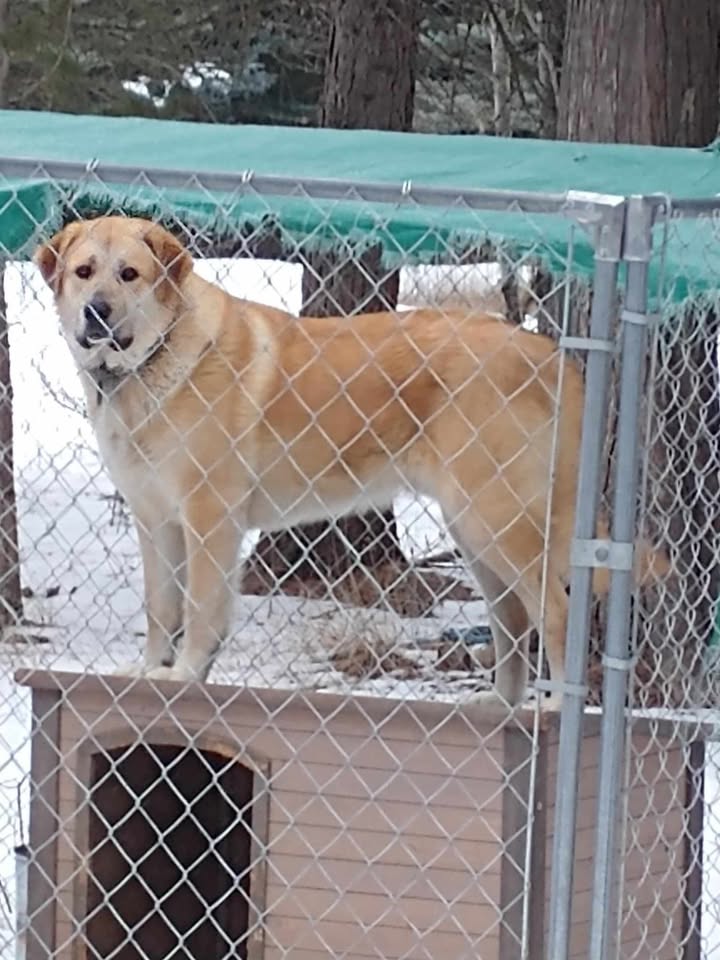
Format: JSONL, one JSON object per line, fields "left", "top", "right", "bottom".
{"left": 88, "top": 382, "right": 179, "bottom": 522}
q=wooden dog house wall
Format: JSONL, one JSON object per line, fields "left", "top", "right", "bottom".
{"left": 18, "top": 671, "right": 697, "bottom": 960}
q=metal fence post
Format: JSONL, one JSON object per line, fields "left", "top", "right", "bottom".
{"left": 547, "top": 195, "right": 626, "bottom": 960}
{"left": 587, "top": 196, "right": 654, "bottom": 960}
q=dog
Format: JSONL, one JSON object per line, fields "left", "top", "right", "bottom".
{"left": 34, "top": 216, "right": 665, "bottom": 707}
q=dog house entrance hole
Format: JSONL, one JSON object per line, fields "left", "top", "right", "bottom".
{"left": 85, "top": 743, "right": 255, "bottom": 960}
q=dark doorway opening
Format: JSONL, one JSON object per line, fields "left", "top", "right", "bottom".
{"left": 85, "top": 743, "right": 255, "bottom": 960}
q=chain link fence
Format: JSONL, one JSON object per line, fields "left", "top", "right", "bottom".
{"left": 0, "top": 162, "right": 717, "bottom": 959}
{"left": 611, "top": 198, "right": 720, "bottom": 960}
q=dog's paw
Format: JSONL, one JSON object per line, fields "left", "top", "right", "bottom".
{"left": 471, "top": 691, "right": 563, "bottom": 714}
{"left": 144, "top": 664, "right": 202, "bottom": 683}
{"left": 466, "top": 690, "right": 524, "bottom": 711}
{"left": 466, "top": 689, "right": 547, "bottom": 715}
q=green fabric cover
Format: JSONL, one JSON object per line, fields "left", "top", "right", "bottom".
{"left": 2, "top": 109, "right": 720, "bottom": 305}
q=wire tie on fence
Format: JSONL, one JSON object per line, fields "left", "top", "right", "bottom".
{"left": 535, "top": 678, "right": 589, "bottom": 697}
{"left": 620, "top": 308, "right": 648, "bottom": 326}
{"left": 559, "top": 335, "right": 615, "bottom": 354}
{"left": 85, "top": 157, "right": 99, "bottom": 175}
{"left": 240, "top": 169, "right": 254, "bottom": 184}
{"left": 401, "top": 180, "right": 413, "bottom": 196}
{"left": 601, "top": 653, "right": 635, "bottom": 672}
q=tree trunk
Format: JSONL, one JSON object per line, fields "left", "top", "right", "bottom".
{"left": 0, "top": 261, "right": 23, "bottom": 628}
{"left": 320, "top": 0, "right": 418, "bottom": 131}
{"left": 246, "top": 0, "right": 421, "bottom": 610}
{"left": 488, "top": 8, "right": 512, "bottom": 136}
{"left": 533, "top": 0, "right": 565, "bottom": 138}
{"left": 557, "top": 0, "right": 720, "bottom": 145}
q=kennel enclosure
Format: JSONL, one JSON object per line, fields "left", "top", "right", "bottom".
{"left": 1, "top": 111, "right": 720, "bottom": 959}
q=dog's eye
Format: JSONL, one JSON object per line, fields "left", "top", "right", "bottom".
{"left": 75, "top": 264, "right": 92, "bottom": 279}
{"left": 120, "top": 266, "right": 139, "bottom": 283}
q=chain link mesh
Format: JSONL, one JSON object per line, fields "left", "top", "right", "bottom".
{"left": 608, "top": 204, "right": 720, "bottom": 959}
{"left": 0, "top": 166, "right": 715, "bottom": 959}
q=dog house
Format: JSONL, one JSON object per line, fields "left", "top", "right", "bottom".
{"left": 17, "top": 669, "right": 698, "bottom": 960}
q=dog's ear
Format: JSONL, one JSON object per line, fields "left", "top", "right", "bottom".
{"left": 143, "top": 223, "right": 192, "bottom": 287}
{"left": 33, "top": 221, "right": 84, "bottom": 291}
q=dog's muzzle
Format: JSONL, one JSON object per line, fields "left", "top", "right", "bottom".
{"left": 77, "top": 299, "right": 133, "bottom": 351}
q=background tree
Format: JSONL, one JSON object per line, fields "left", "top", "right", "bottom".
{"left": 3, "top": 1, "right": 567, "bottom": 136}
{"left": 321, "top": 0, "right": 417, "bottom": 129}
{"left": 557, "top": 0, "right": 720, "bottom": 146}
{"left": 488, "top": 5, "right": 512, "bottom": 137}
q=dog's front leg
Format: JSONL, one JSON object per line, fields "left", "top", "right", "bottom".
{"left": 114, "top": 515, "right": 185, "bottom": 678}
{"left": 147, "top": 492, "right": 243, "bottom": 683}
{"left": 137, "top": 519, "right": 185, "bottom": 669}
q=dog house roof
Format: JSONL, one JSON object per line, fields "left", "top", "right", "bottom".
{"left": 2, "top": 108, "right": 720, "bottom": 305}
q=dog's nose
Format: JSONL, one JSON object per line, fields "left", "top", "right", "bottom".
{"left": 83, "top": 299, "right": 112, "bottom": 340}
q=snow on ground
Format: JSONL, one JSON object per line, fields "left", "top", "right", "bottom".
{"left": 0, "top": 256, "right": 718, "bottom": 956}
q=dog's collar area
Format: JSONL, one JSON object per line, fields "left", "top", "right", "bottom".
{"left": 90, "top": 336, "right": 167, "bottom": 405}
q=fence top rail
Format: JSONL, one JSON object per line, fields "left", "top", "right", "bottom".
{"left": 0, "top": 154, "right": 592, "bottom": 217}
{"left": 651, "top": 195, "right": 720, "bottom": 219}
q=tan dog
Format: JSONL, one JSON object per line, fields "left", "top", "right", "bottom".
{"left": 34, "top": 216, "right": 660, "bottom": 707}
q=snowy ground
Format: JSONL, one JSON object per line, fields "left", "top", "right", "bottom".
{"left": 0, "top": 257, "right": 718, "bottom": 956}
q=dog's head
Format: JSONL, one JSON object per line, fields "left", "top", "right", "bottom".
{"left": 34, "top": 216, "right": 192, "bottom": 372}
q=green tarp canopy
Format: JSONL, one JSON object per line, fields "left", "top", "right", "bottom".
{"left": 2, "top": 108, "right": 720, "bottom": 306}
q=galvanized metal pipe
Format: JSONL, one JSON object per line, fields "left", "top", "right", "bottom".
{"left": 547, "top": 246, "right": 622, "bottom": 960}
{"left": 589, "top": 199, "right": 653, "bottom": 960}
{"left": 0, "top": 155, "right": 571, "bottom": 214}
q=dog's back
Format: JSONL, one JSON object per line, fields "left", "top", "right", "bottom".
{"left": 227, "top": 302, "right": 584, "bottom": 575}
